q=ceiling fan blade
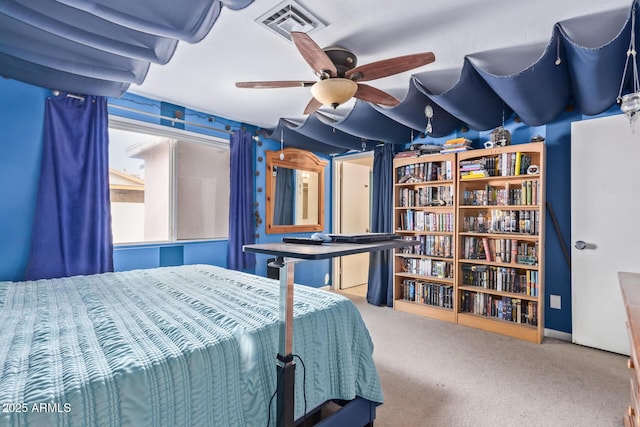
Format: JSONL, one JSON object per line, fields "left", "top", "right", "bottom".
{"left": 354, "top": 84, "right": 400, "bottom": 106}
{"left": 346, "top": 52, "right": 435, "bottom": 82}
{"left": 236, "top": 80, "right": 315, "bottom": 89}
{"left": 290, "top": 31, "right": 337, "bottom": 77}
{"left": 303, "top": 97, "right": 323, "bottom": 115}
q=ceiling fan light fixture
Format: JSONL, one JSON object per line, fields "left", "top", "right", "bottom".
{"left": 310, "top": 78, "right": 358, "bottom": 108}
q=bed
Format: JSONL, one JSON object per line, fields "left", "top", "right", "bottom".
{"left": 0, "top": 264, "right": 383, "bottom": 426}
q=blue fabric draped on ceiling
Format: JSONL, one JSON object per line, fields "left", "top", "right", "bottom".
{"left": 0, "top": 0, "right": 254, "bottom": 97}
{"left": 367, "top": 144, "right": 395, "bottom": 307}
{"left": 228, "top": 128, "right": 256, "bottom": 272}
{"left": 2, "top": 0, "right": 637, "bottom": 154}
{"left": 263, "top": 1, "right": 640, "bottom": 154}
{"left": 25, "top": 94, "right": 113, "bottom": 280}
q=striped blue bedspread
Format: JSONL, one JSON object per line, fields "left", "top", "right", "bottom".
{"left": 0, "top": 265, "right": 383, "bottom": 427}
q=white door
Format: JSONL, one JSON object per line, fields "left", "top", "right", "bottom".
{"left": 339, "top": 161, "right": 371, "bottom": 289}
{"left": 571, "top": 114, "right": 640, "bottom": 355}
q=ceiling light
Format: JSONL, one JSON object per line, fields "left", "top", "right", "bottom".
{"left": 310, "top": 78, "right": 358, "bottom": 108}
{"left": 618, "top": 7, "right": 640, "bottom": 123}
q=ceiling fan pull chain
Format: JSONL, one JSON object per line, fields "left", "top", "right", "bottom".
{"left": 555, "top": 36, "right": 562, "bottom": 66}
{"left": 280, "top": 128, "right": 285, "bottom": 160}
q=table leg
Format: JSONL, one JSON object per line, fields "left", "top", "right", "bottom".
{"left": 271, "top": 257, "right": 297, "bottom": 427}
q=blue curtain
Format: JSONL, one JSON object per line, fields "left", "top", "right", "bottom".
{"left": 367, "top": 144, "right": 395, "bottom": 306}
{"left": 273, "top": 167, "right": 294, "bottom": 225}
{"left": 25, "top": 94, "right": 113, "bottom": 280}
{"left": 227, "top": 128, "right": 256, "bottom": 271}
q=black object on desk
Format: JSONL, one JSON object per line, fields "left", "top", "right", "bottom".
{"left": 243, "top": 239, "right": 413, "bottom": 427}
{"left": 281, "top": 237, "right": 324, "bottom": 245}
{"left": 328, "top": 232, "right": 399, "bottom": 243}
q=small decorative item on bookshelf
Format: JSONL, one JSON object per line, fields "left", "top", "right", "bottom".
{"left": 491, "top": 127, "right": 511, "bottom": 147}
{"left": 530, "top": 135, "right": 545, "bottom": 143}
{"left": 527, "top": 165, "right": 540, "bottom": 175}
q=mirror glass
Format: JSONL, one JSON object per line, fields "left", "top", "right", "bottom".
{"left": 271, "top": 167, "right": 319, "bottom": 226}
{"left": 265, "top": 148, "right": 327, "bottom": 234}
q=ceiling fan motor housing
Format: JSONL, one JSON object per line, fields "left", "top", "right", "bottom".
{"left": 323, "top": 47, "right": 357, "bottom": 77}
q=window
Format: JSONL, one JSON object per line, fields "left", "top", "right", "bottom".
{"left": 108, "top": 117, "right": 230, "bottom": 244}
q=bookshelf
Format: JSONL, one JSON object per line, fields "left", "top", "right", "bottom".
{"left": 456, "top": 142, "right": 546, "bottom": 343}
{"left": 392, "top": 142, "right": 546, "bottom": 343}
{"left": 392, "top": 153, "right": 457, "bottom": 323}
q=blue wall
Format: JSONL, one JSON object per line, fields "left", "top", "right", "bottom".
{"left": 0, "top": 77, "right": 623, "bottom": 334}
{"left": 0, "top": 79, "right": 47, "bottom": 281}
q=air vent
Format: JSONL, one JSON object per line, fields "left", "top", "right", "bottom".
{"left": 256, "top": 1, "right": 327, "bottom": 41}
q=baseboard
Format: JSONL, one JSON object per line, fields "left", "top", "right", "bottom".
{"left": 544, "top": 328, "right": 572, "bottom": 342}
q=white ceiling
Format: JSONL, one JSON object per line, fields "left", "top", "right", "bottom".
{"left": 130, "top": 0, "right": 632, "bottom": 130}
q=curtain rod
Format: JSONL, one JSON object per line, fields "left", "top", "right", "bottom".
{"left": 52, "top": 91, "right": 236, "bottom": 135}
{"left": 107, "top": 103, "right": 234, "bottom": 134}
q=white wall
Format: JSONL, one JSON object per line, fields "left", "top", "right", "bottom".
{"left": 111, "top": 203, "right": 145, "bottom": 243}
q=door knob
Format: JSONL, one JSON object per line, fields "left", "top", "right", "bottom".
{"left": 574, "top": 240, "right": 587, "bottom": 250}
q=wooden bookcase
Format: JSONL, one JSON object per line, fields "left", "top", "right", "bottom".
{"left": 392, "top": 153, "right": 458, "bottom": 323}
{"left": 392, "top": 142, "right": 546, "bottom": 343}
{"left": 456, "top": 142, "right": 545, "bottom": 343}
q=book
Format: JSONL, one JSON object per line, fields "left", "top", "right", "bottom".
{"left": 394, "top": 151, "right": 417, "bottom": 159}
{"left": 514, "top": 152, "right": 522, "bottom": 176}
{"left": 511, "top": 239, "right": 518, "bottom": 264}
{"left": 444, "top": 137, "right": 472, "bottom": 146}
{"left": 482, "top": 237, "right": 492, "bottom": 262}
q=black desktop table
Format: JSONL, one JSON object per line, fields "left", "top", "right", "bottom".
{"left": 243, "top": 239, "right": 413, "bottom": 427}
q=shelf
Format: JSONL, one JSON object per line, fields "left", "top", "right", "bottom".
{"left": 458, "top": 259, "right": 539, "bottom": 270}
{"left": 395, "top": 253, "right": 454, "bottom": 262}
{"left": 393, "top": 299, "right": 456, "bottom": 323}
{"left": 458, "top": 204, "right": 540, "bottom": 209}
{"left": 459, "top": 173, "right": 541, "bottom": 183}
{"left": 456, "top": 142, "right": 545, "bottom": 344}
{"left": 395, "top": 205, "right": 454, "bottom": 211}
{"left": 395, "top": 230, "right": 453, "bottom": 236}
{"left": 395, "top": 272, "right": 454, "bottom": 284}
{"left": 457, "top": 285, "right": 538, "bottom": 301}
{"left": 458, "top": 232, "right": 539, "bottom": 241}
{"left": 395, "top": 180, "right": 454, "bottom": 187}
{"left": 457, "top": 312, "right": 541, "bottom": 343}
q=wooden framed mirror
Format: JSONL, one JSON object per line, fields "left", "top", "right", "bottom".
{"left": 265, "top": 147, "right": 327, "bottom": 234}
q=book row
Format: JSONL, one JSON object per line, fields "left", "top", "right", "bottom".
{"left": 398, "top": 210, "right": 454, "bottom": 233}
{"left": 460, "top": 264, "right": 540, "bottom": 296}
{"left": 400, "top": 279, "right": 454, "bottom": 309}
{"left": 461, "top": 237, "right": 538, "bottom": 265}
{"left": 462, "top": 209, "right": 541, "bottom": 235}
{"left": 460, "top": 291, "right": 538, "bottom": 326}
{"left": 459, "top": 152, "right": 533, "bottom": 178}
{"left": 397, "top": 161, "right": 453, "bottom": 183}
{"left": 398, "top": 185, "right": 454, "bottom": 208}
{"left": 462, "top": 180, "right": 540, "bottom": 207}
{"left": 401, "top": 258, "right": 453, "bottom": 279}
{"left": 399, "top": 235, "right": 454, "bottom": 258}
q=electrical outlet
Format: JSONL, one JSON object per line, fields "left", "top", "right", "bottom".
{"left": 324, "top": 273, "right": 330, "bottom": 285}
{"left": 550, "top": 294, "right": 561, "bottom": 310}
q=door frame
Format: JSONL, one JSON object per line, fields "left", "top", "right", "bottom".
{"left": 331, "top": 151, "right": 374, "bottom": 290}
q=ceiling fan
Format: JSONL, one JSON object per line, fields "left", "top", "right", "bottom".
{"left": 235, "top": 31, "right": 435, "bottom": 115}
